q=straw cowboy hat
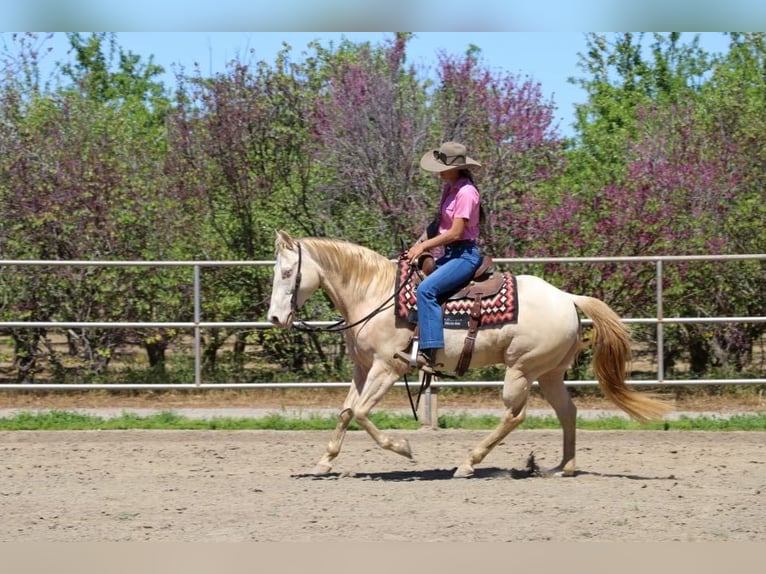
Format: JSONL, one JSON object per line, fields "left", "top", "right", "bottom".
{"left": 419, "top": 141, "right": 482, "bottom": 173}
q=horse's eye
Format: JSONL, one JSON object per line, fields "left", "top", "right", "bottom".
{"left": 281, "top": 269, "right": 293, "bottom": 280}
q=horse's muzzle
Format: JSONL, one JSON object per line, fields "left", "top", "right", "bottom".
{"left": 269, "top": 312, "right": 292, "bottom": 328}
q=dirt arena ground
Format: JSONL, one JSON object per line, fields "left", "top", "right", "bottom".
{"left": 1, "top": 427, "right": 763, "bottom": 542}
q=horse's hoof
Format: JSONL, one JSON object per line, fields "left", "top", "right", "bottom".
{"left": 311, "top": 463, "right": 332, "bottom": 475}
{"left": 394, "top": 438, "right": 413, "bottom": 459}
{"left": 546, "top": 464, "right": 575, "bottom": 477}
{"left": 453, "top": 464, "right": 474, "bottom": 478}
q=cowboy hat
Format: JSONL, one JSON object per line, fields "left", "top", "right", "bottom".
{"left": 419, "top": 141, "right": 482, "bottom": 173}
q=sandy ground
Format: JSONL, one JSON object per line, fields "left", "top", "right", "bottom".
{"left": 1, "top": 427, "right": 763, "bottom": 542}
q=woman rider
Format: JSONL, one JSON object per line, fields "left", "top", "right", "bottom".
{"left": 402, "top": 141, "right": 483, "bottom": 369}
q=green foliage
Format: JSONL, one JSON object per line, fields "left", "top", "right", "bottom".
{"left": 569, "top": 33, "right": 713, "bottom": 185}
{"left": 0, "top": 32, "right": 763, "bottom": 385}
{"left": 59, "top": 32, "right": 169, "bottom": 118}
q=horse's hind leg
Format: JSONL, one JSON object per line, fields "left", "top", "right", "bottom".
{"left": 454, "top": 368, "right": 530, "bottom": 478}
{"left": 537, "top": 368, "right": 577, "bottom": 476}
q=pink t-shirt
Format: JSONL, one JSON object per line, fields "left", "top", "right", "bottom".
{"left": 438, "top": 178, "right": 481, "bottom": 241}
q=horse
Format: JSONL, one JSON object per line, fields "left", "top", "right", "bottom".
{"left": 267, "top": 230, "right": 671, "bottom": 478}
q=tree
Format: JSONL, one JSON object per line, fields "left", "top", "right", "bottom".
{"left": 165, "top": 46, "right": 330, "bottom": 376}
{"left": 0, "top": 33, "right": 188, "bottom": 381}
{"left": 550, "top": 33, "right": 763, "bottom": 378}
{"left": 428, "top": 47, "right": 568, "bottom": 258}
{"left": 569, "top": 33, "right": 713, "bottom": 187}
{"left": 309, "top": 33, "right": 432, "bottom": 253}
{"left": 60, "top": 33, "right": 169, "bottom": 119}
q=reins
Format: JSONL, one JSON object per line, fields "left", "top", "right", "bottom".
{"left": 290, "top": 241, "right": 417, "bottom": 334}
{"left": 402, "top": 371, "right": 432, "bottom": 422}
{"left": 401, "top": 356, "right": 456, "bottom": 422}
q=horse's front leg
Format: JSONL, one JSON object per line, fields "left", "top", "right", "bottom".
{"left": 312, "top": 406, "right": 355, "bottom": 475}
{"left": 352, "top": 362, "right": 413, "bottom": 460}
{"left": 312, "top": 366, "right": 366, "bottom": 475}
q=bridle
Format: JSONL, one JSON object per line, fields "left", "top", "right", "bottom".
{"left": 288, "top": 240, "right": 303, "bottom": 316}
{"left": 286, "top": 240, "right": 415, "bottom": 334}
{"left": 288, "top": 240, "right": 349, "bottom": 333}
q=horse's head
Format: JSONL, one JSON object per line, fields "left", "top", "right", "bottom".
{"left": 267, "top": 230, "right": 320, "bottom": 328}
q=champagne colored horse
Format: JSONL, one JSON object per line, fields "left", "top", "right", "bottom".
{"left": 267, "top": 230, "right": 670, "bottom": 477}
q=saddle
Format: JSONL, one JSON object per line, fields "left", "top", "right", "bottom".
{"left": 407, "top": 252, "right": 505, "bottom": 376}
{"left": 418, "top": 252, "right": 503, "bottom": 298}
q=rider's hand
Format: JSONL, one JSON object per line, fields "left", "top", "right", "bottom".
{"left": 407, "top": 243, "right": 426, "bottom": 263}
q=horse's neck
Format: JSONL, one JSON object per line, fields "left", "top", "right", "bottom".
{"left": 317, "top": 257, "right": 394, "bottom": 323}
{"left": 319, "top": 273, "right": 353, "bottom": 320}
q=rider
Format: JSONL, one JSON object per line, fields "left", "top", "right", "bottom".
{"left": 403, "top": 141, "right": 484, "bottom": 369}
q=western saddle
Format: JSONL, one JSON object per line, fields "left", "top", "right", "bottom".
{"left": 400, "top": 251, "right": 504, "bottom": 376}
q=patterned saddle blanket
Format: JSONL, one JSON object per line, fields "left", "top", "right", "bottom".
{"left": 394, "top": 260, "right": 519, "bottom": 330}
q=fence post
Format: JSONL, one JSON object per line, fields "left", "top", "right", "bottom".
{"left": 194, "top": 264, "right": 202, "bottom": 387}
{"left": 656, "top": 260, "right": 664, "bottom": 383}
{"left": 418, "top": 386, "right": 439, "bottom": 428}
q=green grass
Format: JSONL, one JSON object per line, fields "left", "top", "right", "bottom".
{"left": 0, "top": 410, "right": 763, "bottom": 431}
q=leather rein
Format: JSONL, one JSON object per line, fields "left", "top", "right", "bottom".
{"left": 288, "top": 240, "right": 415, "bottom": 334}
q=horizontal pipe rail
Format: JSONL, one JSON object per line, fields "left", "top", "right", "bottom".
{"left": 2, "top": 317, "right": 765, "bottom": 330}
{"left": 1, "top": 253, "right": 763, "bottom": 266}
{"left": 0, "top": 254, "right": 764, "bottom": 394}
{"left": 0, "top": 379, "right": 763, "bottom": 391}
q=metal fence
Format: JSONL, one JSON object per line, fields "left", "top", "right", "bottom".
{"left": 1, "top": 254, "right": 764, "bottom": 392}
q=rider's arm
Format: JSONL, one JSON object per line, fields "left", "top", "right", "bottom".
{"left": 407, "top": 218, "right": 466, "bottom": 262}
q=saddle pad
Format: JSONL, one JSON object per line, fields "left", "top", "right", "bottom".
{"left": 395, "top": 260, "right": 519, "bottom": 330}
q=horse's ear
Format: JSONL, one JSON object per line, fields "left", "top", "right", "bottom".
{"left": 275, "top": 230, "right": 295, "bottom": 251}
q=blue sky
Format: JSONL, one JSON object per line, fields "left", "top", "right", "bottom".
{"left": 3, "top": 1, "right": 765, "bottom": 31}
{"left": 18, "top": 32, "right": 732, "bottom": 138}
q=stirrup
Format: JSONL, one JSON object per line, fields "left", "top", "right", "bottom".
{"left": 393, "top": 345, "right": 438, "bottom": 375}
{"left": 393, "top": 337, "right": 421, "bottom": 368}
{"left": 396, "top": 355, "right": 437, "bottom": 375}
{"left": 408, "top": 338, "right": 421, "bottom": 367}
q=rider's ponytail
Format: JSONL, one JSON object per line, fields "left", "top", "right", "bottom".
{"left": 458, "top": 168, "right": 486, "bottom": 226}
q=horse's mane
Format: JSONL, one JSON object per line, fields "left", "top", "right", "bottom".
{"left": 300, "top": 237, "right": 397, "bottom": 300}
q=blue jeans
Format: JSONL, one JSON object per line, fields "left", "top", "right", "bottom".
{"left": 416, "top": 241, "right": 482, "bottom": 350}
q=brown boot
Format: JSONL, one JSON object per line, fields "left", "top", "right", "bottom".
{"left": 419, "top": 348, "right": 437, "bottom": 367}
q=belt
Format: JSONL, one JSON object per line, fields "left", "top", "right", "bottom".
{"left": 447, "top": 240, "right": 476, "bottom": 249}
